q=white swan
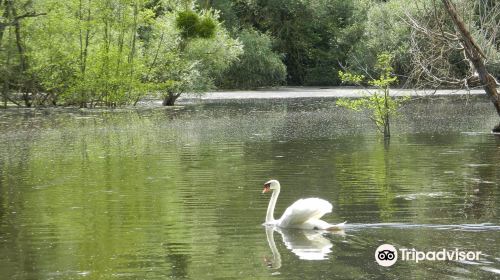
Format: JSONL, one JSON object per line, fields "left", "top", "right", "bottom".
{"left": 262, "top": 179, "right": 346, "bottom": 230}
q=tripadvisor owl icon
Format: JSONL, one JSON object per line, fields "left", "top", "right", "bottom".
{"left": 375, "top": 244, "right": 398, "bottom": 267}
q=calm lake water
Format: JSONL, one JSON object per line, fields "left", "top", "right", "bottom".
{"left": 0, "top": 97, "right": 499, "bottom": 279}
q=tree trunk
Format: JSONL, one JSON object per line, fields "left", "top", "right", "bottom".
{"left": 442, "top": 0, "right": 500, "bottom": 132}
{"left": 383, "top": 114, "right": 390, "bottom": 138}
{"left": 0, "top": 1, "right": 11, "bottom": 47}
{"left": 383, "top": 88, "right": 390, "bottom": 138}
{"left": 2, "top": 2, "right": 10, "bottom": 109}
{"left": 12, "top": 13, "right": 31, "bottom": 107}
{"left": 78, "top": 0, "right": 91, "bottom": 75}
{"left": 162, "top": 93, "right": 181, "bottom": 106}
{"left": 128, "top": 1, "right": 138, "bottom": 65}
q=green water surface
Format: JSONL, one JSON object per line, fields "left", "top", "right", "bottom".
{"left": 0, "top": 98, "right": 499, "bottom": 279}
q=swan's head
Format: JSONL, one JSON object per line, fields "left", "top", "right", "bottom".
{"left": 262, "top": 179, "right": 280, "bottom": 193}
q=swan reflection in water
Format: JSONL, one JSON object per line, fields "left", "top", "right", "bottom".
{"left": 264, "top": 226, "right": 345, "bottom": 269}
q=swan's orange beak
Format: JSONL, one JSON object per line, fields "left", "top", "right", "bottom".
{"left": 262, "top": 185, "right": 270, "bottom": 193}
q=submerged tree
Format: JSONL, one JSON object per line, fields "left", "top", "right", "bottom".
{"left": 337, "top": 53, "right": 406, "bottom": 138}
{"left": 405, "top": 0, "right": 500, "bottom": 132}
{"left": 441, "top": 0, "right": 500, "bottom": 132}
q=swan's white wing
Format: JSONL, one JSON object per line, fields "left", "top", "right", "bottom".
{"left": 277, "top": 198, "right": 332, "bottom": 228}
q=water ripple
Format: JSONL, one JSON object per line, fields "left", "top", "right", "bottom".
{"left": 346, "top": 223, "right": 500, "bottom": 232}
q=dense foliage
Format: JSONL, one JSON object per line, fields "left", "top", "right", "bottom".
{"left": 0, "top": 0, "right": 241, "bottom": 107}
{"left": 207, "top": 0, "right": 363, "bottom": 86}
{"left": 201, "top": 0, "right": 498, "bottom": 88}
{"left": 1, "top": 0, "right": 499, "bottom": 107}
{"left": 217, "top": 28, "right": 286, "bottom": 89}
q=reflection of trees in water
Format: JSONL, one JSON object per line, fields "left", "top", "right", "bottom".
{"left": 463, "top": 182, "right": 497, "bottom": 220}
{"left": 163, "top": 242, "right": 190, "bottom": 278}
{"left": 462, "top": 135, "right": 500, "bottom": 220}
{"left": 0, "top": 110, "right": 197, "bottom": 278}
{"left": 1, "top": 107, "right": 499, "bottom": 278}
{"left": 399, "top": 99, "right": 496, "bottom": 133}
{"left": 244, "top": 130, "right": 500, "bottom": 224}
{"left": 0, "top": 124, "right": 42, "bottom": 276}
{"left": 0, "top": 167, "right": 4, "bottom": 221}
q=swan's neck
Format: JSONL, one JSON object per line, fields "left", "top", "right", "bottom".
{"left": 266, "top": 187, "right": 280, "bottom": 223}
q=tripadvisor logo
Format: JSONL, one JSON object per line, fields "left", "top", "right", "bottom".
{"left": 375, "top": 244, "right": 398, "bottom": 267}
{"left": 375, "top": 244, "right": 481, "bottom": 267}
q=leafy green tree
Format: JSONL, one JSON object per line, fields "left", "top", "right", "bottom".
{"left": 218, "top": 28, "right": 286, "bottom": 89}
{"left": 1, "top": 0, "right": 241, "bottom": 107}
{"left": 0, "top": 0, "right": 46, "bottom": 107}
{"left": 337, "top": 53, "right": 406, "bottom": 138}
{"left": 144, "top": 8, "right": 242, "bottom": 106}
{"left": 24, "top": 0, "right": 151, "bottom": 107}
{"left": 346, "top": 0, "right": 413, "bottom": 85}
